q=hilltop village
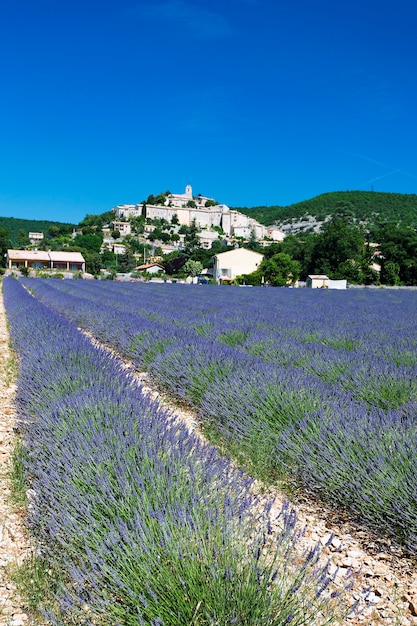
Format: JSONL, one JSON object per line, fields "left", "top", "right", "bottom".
{"left": 112, "top": 185, "right": 285, "bottom": 246}
{"left": 6, "top": 185, "right": 293, "bottom": 285}
{"left": 103, "top": 184, "right": 289, "bottom": 284}
{"left": 5, "top": 186, "right": 417, "bottom": 287}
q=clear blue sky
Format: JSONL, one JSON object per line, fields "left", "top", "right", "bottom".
{"left": 1, "top": 0, "right": 416, "bottom": 224}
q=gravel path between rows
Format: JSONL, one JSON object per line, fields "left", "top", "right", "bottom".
{"left": 111, "top": 345, "right": 417, "bottom": 625}
{"left": 1, "top": 285, "right": 417, "bottom": 625}
{"left": 0, "top": 286, "right": 34, "bottom": 626}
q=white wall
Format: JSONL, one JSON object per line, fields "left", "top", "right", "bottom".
{"left": 213, "top": 248, "right": 264, "bottom": 281}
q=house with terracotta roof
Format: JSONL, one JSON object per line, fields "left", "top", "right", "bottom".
{"left": 7, "top": 250, "right": 85, "bottom": 272}
{"left": 49, "top": 251, "right": 86, "bottom": 271}
{"left": 134, "top": 263, "right": 165, "bottom": 274}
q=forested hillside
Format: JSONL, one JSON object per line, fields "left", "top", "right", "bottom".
{"left": 0, "top": 217, "right": 75, "bottom": 246}
{"left": 235, "top": 191, "right": 417, "bottom": 230}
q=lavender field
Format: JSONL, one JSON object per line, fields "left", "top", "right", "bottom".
{"left": 4, "top": 276, "right": 359, "bottom": 625}
{"left": 15, "top": 278, "right": 417, "bottom": 555}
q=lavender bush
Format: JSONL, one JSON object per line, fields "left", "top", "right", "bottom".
{"left": 4, "top": 277, "right": 354, "bottom": 625}
{"left": 19, "top": 278, "right": 417, "bottom": 553}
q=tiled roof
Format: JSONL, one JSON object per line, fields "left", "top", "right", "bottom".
{"left": 7, "top": 250, "right": 50, "bottom": 261}
{"left": 49, "top": 251, "right": 85, "bottom": 262}
{"left": 8, "top": 250, "right": 85, "bottom": 263}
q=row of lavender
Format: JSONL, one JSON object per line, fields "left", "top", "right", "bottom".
{"left": 20, "top": 278, "right": 417, "bottom": 553}
{"left": 4, "top": 276, "right": 354, "bottom": 625}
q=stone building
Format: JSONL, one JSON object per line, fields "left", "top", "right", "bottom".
{"left": 112, "top": 185, "right": 280, "bottom": 243}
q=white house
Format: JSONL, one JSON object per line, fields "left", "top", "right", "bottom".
{"left": 28, "top": 232, "right": 44, "bottom": 244}
{"left": 135, "top": 263, "right": 164, "bottom": 275}
{"left": 113, "top": 244, "right": 126, "bottom": 255}
{"left": 198, "top": 230, "right": 221, "bottom": 249}
{"left": 113, "top": 204, "right": 143, "bottom": 219}
{"left": 212, "top": 248, "right": 264, "bottom": 283}
{"left": 266, "top": 226, "right": 286, "bottom": 242}
{"left": 112, "top": 221, "right": 131, "bottom": 236}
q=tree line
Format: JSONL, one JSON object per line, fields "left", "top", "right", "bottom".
{"left": 242, "top": 216, "right": 417, "bottom": 286}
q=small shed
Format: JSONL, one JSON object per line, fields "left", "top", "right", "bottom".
{"left": 306, "top": 274, "right": 329, "bottom": 288}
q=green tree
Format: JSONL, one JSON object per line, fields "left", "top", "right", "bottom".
{"left": 258, "top": 253, "right": 301, "bottom": 286}
{"left": 184, "top": 239, "right": 232, "bottom": 271}
{"left": 0, "top": 228, "right": 11, "bottom": 266}
{"left": 124, "top": 237, "right": 149, "bottom": 256}
{"left": 83, "top": 251, "right": 102, "bottom": 275}
{"left": 72, "top": 233, "right": 103, "bottom": 253}
{"left": 82, "top": 226, "right": 96, "bottom": 235}
{"left": 380, "top": 260, "right": 401, "bottom": 285}
{"left": 100, "top": 249, "right": 116, "bottom": 269}
{"left": 333, "top": 200, "right": 356, "bottom": 223}
{"left": 117, "top": 248, "right": 136, "bottom": 273}
{"left": 154, "top": 193, "right": 167, "bottom": 205}
{"left": 148, "top": 228, "right": 171, "bottom": 243}
{"left": 309, "top": 218, "right": 364, "bottom": 278}
{"left": 211, "top": 239, "right": 232, "bottom": 254}
{"left": 260, "top": 234, "right": 316, "bottom": 281}
{"left": 362, "top": 265, "right": 380, "bottom": 285}
{"left": 54, "top": 233, "right": 73, "bottom": 247}
{"left": 79, "top": 210, "right": 114, "bottom": 229}
{"left": 375, "top": 224, "right": 417, "bottom": 285}
{"left": 17, "top": 229, "right": 30, "bottom": 249}
{"left": 336, "top": 259, "right": 364, "bottom": 284}
{"left": 47, "top": 225, "right": 61, "bottom": 239}
{"left": 130, "top": 216, "right": 145, "bottom": 234}
{"left": 184, "top": 219, "right": 201, "bottom": 253}
{"left": 148, "top": 228, "right": 162, "bottom": 242}
{"left": 184, "top": 259, "right": 203, "bottom": 278}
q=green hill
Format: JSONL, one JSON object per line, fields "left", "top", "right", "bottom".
{"left": 234, "top": 191, "right": 417, "bottom": 231}
{"left": 0, "top": 217, "right": 75, "bottom": 247}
